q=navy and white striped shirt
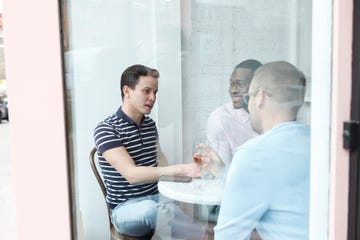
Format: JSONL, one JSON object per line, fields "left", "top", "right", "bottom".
{"left": 94, "top": 107, "right": 159, "bottom": 210}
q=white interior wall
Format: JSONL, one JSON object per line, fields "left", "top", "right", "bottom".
{"left": 181, "top": 0, "right": 312, "bottom": 160}
{"left": 152, "top": 0, "right": 184, "bottom": 164}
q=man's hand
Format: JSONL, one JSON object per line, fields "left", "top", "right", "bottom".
{"left": 194, "top": 143, "right": 225, "bottom": 178}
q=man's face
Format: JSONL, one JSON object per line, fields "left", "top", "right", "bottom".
{"left": 228, "top": 67, "right": 253, "bottom": 109}
{"left": 127, "top": 76, "right": 158, "bottom": 115}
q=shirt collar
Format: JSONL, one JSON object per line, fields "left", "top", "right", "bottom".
{"left": 225, "top": 102, "right": 251, "bottom": 122}
{"left": 116, "top": 107, "right": 145, "bottom": 126}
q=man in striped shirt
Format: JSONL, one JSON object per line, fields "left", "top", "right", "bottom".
{"left": 94, "top": 64, "right": 205, "bottom": 239}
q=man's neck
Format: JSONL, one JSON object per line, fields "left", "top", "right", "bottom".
{"left": 262, "top": 113, "right": 296, "bottom": 133}
{"left": 121, "top": 105, "right": 144, "bottom": 126}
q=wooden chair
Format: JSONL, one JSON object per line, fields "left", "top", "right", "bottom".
{"left": 89, "top": 147, "right": 153, "bottom": 240}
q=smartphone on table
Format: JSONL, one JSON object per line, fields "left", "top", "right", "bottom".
{"left": 159, "top": 175, "right": 192, "bottom": 183}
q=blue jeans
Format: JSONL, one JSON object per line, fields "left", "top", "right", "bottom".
{"left": 111, "top": 194, "right": 205, "bottom": 239}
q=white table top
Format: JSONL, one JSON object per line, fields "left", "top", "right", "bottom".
{"left": 158, "top": 178, "right": 224, "bottom": 205}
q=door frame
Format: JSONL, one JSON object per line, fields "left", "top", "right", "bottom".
{"left": 348, "top": 0, "right": 360, "bottom": 239}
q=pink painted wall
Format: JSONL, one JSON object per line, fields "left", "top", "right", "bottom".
{"left": 329, "top": 0, "right": 353, "bottom": 239}
{"left": 3, "top": 1, "right": 71, "bottom": 239}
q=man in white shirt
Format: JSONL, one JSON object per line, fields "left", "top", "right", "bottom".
{"left": 206, "top": 59, "right": 262, "bottom": 170}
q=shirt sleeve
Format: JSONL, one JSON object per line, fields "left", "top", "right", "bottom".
{"left": 94, "top": 122, "right": 123, "bottom": 154}
{"left": 215, "top": 147, "right": 268, "bottom": 240}
{"left": 206, "top": 111, "right": 232, "bottom": 165}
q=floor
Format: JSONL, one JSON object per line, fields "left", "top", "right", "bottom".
{"left": 0, "top": 122, "right": 17, "bottom": 239}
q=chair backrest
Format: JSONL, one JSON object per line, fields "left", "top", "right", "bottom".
{"left": 89, "top": 147, "right": 154, "bottom": 240}
{"left": 89, "top": 147, "right": 113, "bottom": 227}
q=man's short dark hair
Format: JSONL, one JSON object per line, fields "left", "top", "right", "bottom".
{"left": 120, "top": 64, "right": 159, "bottom": 99}
{"left": 235, "top": 59, "right": 262, "bottom": 73}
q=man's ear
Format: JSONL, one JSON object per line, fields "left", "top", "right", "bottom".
{"left": 256, "top": 90, "right": 266, "bottom": 109}
{"left": 123, "top": 85, "right": 130, "bottom": 97}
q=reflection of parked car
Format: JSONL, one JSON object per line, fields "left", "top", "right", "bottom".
{"left": 0, "top": 79, "right": 8, "bottom": 123}
{"left": 0, "top": 97, "right": 8, "bottom": 122}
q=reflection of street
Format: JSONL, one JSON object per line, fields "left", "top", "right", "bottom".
{"left": 0, "top": 123, "right": 16, "bottom": 239}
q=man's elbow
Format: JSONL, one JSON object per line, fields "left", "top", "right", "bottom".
{"left": 108, "top": 162, "right": 140, "bottom": 184}
{"left": 122, "top": 172, "right": 140, "bottom": 184}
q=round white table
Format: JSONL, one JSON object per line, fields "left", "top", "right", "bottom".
{"left": 158, "top": 178, "right": 224, "bottom": 205}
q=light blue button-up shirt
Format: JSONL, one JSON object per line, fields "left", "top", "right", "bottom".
{"left": 215, "top": 121, "right": 310, "bottom": 240}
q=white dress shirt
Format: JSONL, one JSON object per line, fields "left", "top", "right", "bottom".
{"left": 206, "top": 102, "right": 258, "bottom": 168}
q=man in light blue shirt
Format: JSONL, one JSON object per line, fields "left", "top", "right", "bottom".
{"left": 214, "top": 61, "right": 310, "bottom": 240}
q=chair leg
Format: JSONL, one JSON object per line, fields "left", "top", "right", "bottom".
{"left": 122, "top": 231, "right": 153, "bottom": 240}
{"left": 250, "top": 229, "right": 262, "bottom": 240}
{"left": 112, "top": 229, "right": 153, "bottom": 240}
{"left": 111, "top": 229, "right": 123, "bottom": 240}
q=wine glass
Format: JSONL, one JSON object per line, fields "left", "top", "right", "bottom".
{"left": 192, "top": 144, "right": 215, "bottom": 179}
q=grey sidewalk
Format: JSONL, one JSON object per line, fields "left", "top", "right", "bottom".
{"left": 0, "top": 122, "right": 17, "bottom": 240}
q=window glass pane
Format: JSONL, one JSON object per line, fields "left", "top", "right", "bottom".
{"left": 61, "top": 0, "right": 317, "bottom": 239}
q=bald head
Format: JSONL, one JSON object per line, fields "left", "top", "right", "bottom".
{"left": 251, "top": 61, "right": 306, "bottom": 115}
